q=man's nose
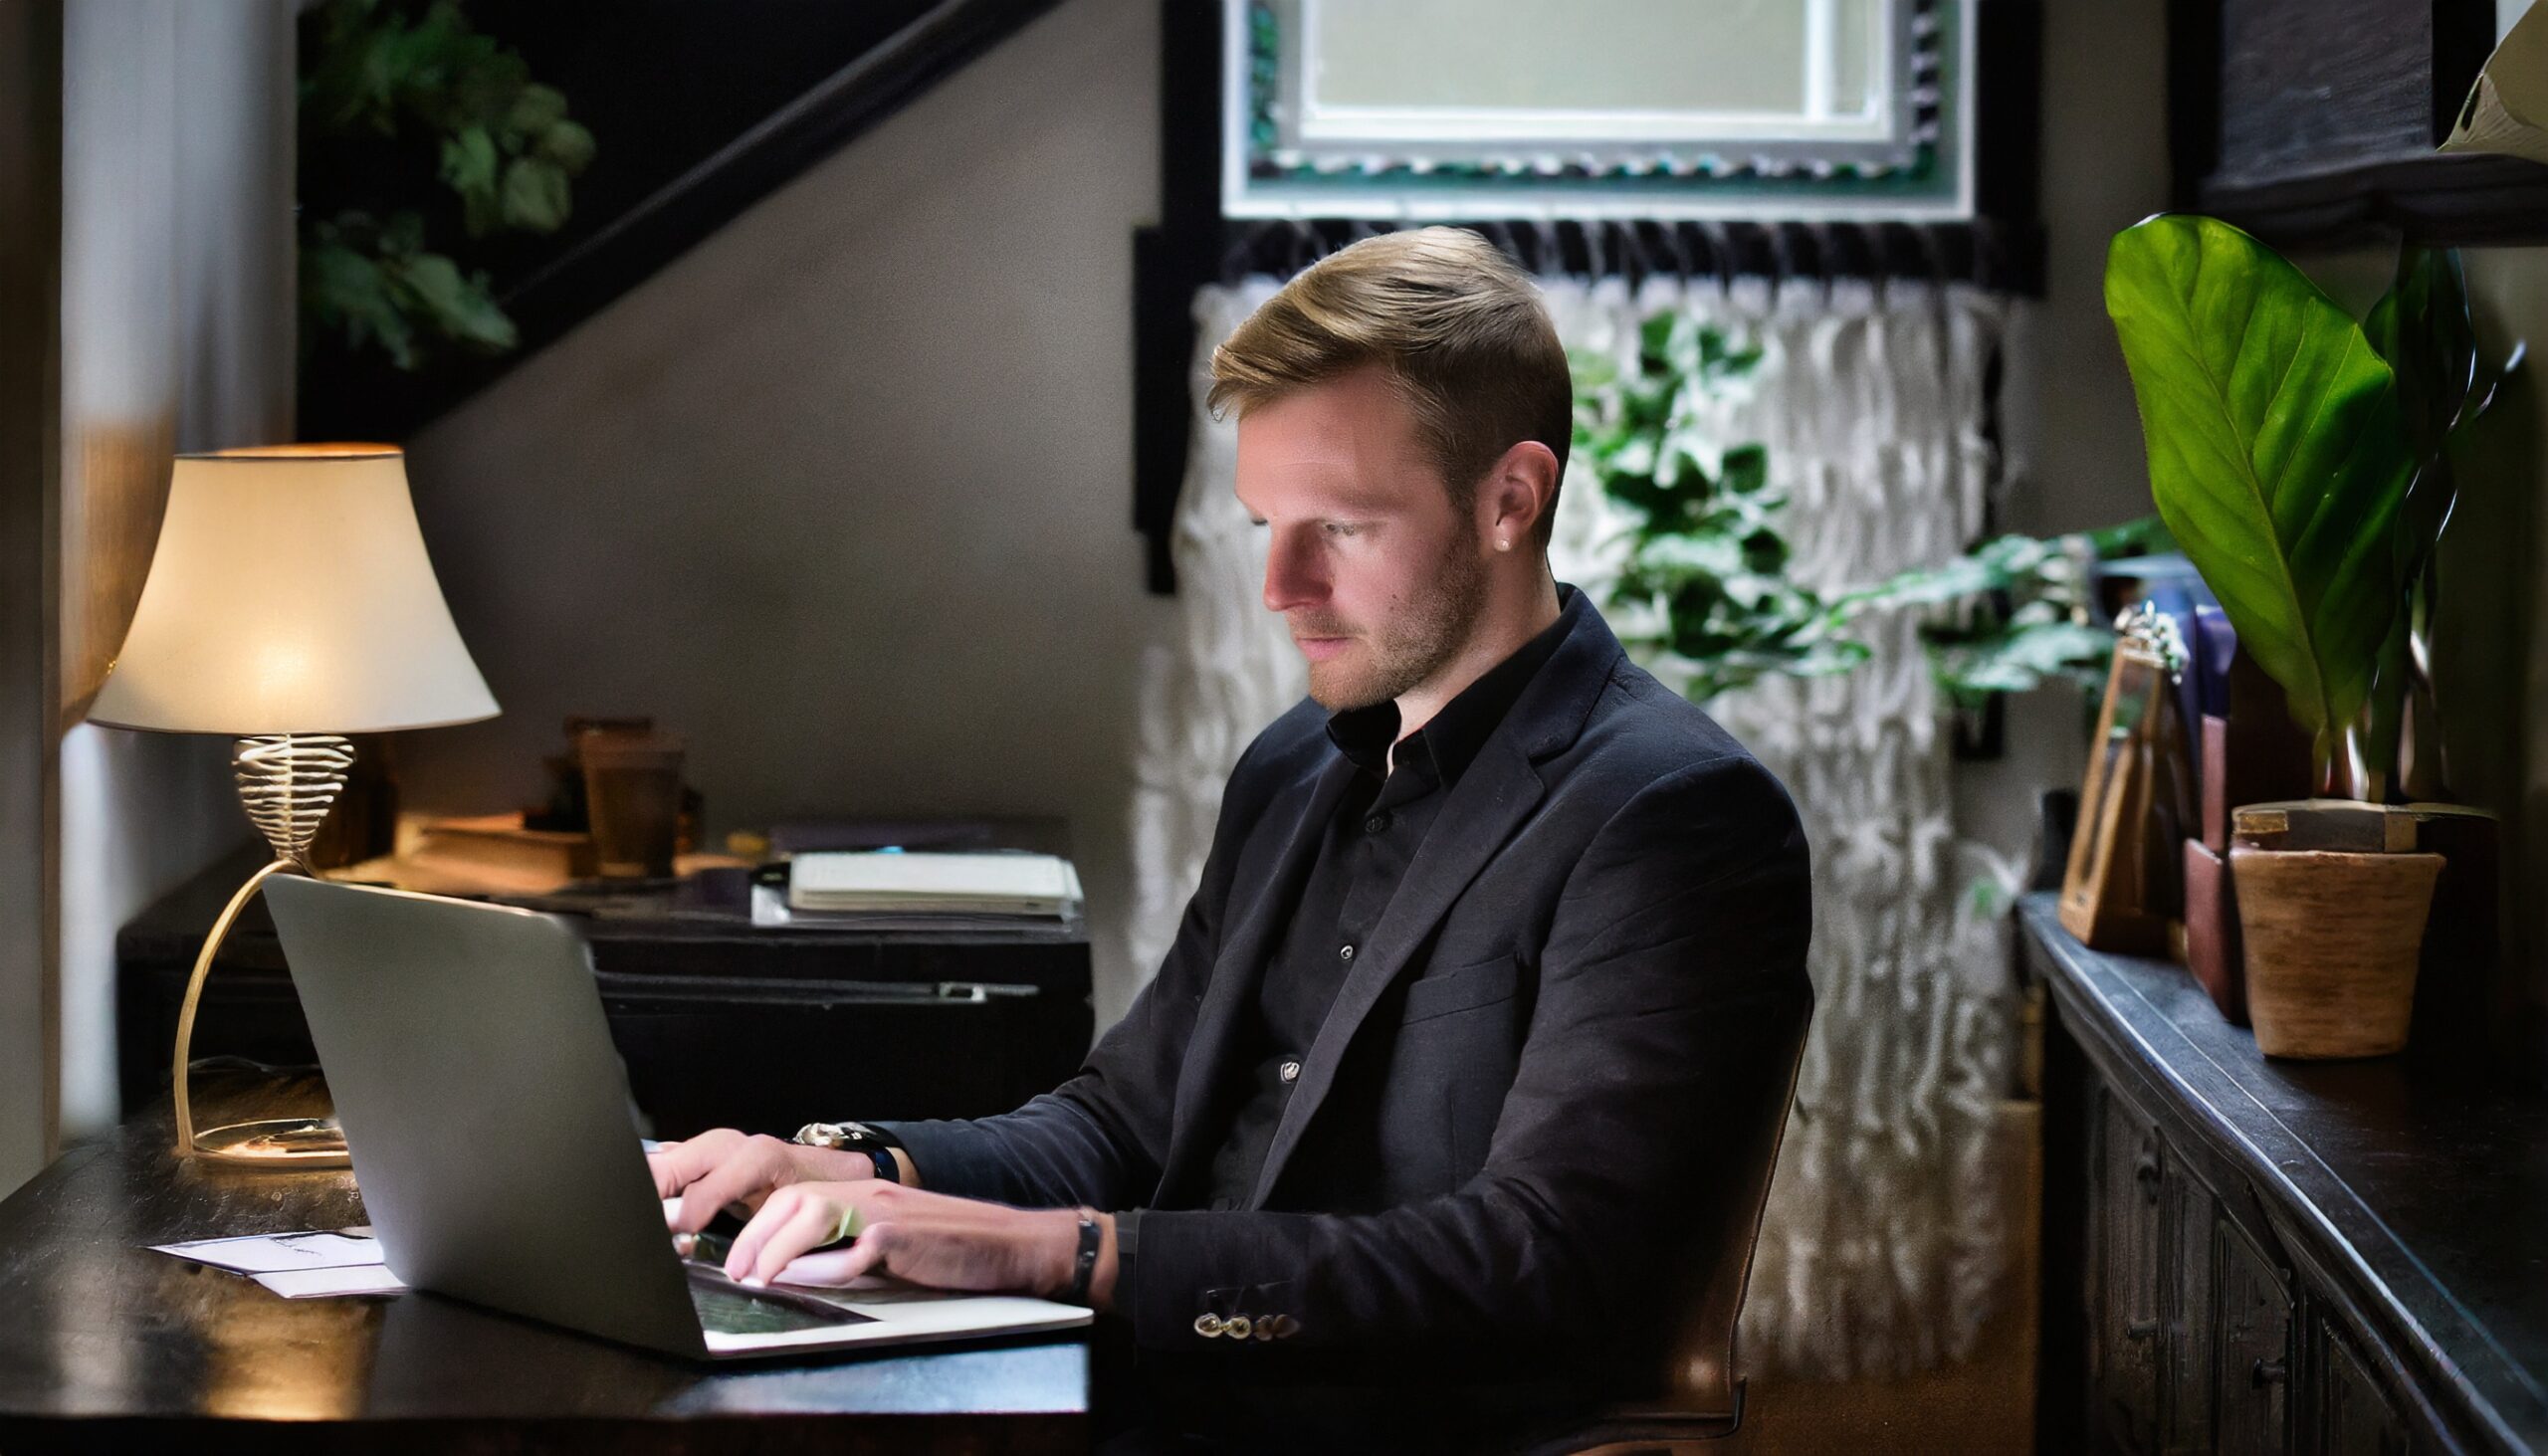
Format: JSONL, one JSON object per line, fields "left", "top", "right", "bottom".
{"left": 1261, "top": 530, "right": 1326, "bottom": 613}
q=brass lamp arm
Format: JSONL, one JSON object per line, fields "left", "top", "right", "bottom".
{"left": 168, "top": 733, "right": 360, "bottom": 1169}
{"left": 169, "top": 859, "right": 318, "bottom": 1158}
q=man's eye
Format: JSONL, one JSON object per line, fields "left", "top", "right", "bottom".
{"left": 1323, "top": 522, "right": 1356, "bottom": 537}
{"left": 1247, "top": 518, "right": 1267, "bottom": 527}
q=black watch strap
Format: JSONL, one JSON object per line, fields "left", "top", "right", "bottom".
{"left": 1066, "top": 1211, "right": 1102, "bottom": 1305}
{"left": 792, "top": 1122, "right": 905, "bottom": 1182}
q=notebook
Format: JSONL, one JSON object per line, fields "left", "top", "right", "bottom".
{"left": 786, "top": 851, "right": 1083, "bottom": 918}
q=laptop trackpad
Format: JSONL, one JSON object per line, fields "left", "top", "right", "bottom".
{"left": 685, "top": 1266, "right": 879, "bottom": 1335}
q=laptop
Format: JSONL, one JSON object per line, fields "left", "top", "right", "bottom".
{"left": 261, "top": 873, "right": 1093, "bottom": 1359}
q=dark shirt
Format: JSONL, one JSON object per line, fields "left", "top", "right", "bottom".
{"left": 1112, "top": 590, "right": 1579, "bottom": 1326}
{"left": 1197, "top": 602, "right": 1574, "bottom": 1210}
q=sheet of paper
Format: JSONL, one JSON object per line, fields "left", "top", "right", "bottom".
{"left": 253, "top": 1264, "right": 409, "bottom": 1299}
{"left": 151, "top": 1228, "right": 382, "bottom": 1275}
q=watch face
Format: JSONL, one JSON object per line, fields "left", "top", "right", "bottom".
{"left": 795, "top": 1121, "right": 889, "bottom": 1151}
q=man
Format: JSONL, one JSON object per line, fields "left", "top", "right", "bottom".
{"left": 649, "top": 227, "right": 1814, "bottom": 1450}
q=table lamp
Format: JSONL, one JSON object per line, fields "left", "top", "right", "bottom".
{"left": 86, "top": 445, "right": 499, "bottom": 1168}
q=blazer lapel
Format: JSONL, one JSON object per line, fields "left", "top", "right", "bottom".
{"left": 1245, "top": 598, "right": 1624, "bottom": 1209}
{"left": 1244, "top": 733, "right": 1545, "bottom": 1208}
{"left": 1156, "top": 750, "right": 1359, "bottom": 1199}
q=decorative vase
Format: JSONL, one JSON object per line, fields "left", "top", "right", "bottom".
{"left": 2229, "top": 847, "right": 2444, "bottom": 1059}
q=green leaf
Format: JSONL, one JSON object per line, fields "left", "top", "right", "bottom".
{"left": 507, "top": 82, "right": 568, "bottom": 136}
{"left": 500, "top": 156, "right": 572, "bottom": 233}
{"left": 2365, "top": 247, "right": 2477, "bottom": 465}
{"left": 439, "top": 126, "right": 501, "bottom": 235}
{"left": 391, "top": 252, "right": 517, "bottom": 353}
{"left": 2105, "top": 213, "right": 2413, "bottom": 776}
{"left": 302, "top": 235, "right": 416, "bottom": 370}
{"left": 2365, "top": 245, "right": 2485, "bottom": 580}
{"left": 1718, "top": 444, "right": 1770, "bottom": 495}
{"left": 535, "top": 118, "right": 596, "bottom": 174}
{"left": 1567, "top": 346, "right": 1618, "bottom": 387}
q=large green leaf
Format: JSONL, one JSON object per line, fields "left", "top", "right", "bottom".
{"left": 2105, "top": 214, "right": 2413, "bottom": 770}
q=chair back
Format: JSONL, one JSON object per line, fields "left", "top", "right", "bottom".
{"left": 1651, "top": 1000, "right": 1810, "bottom": 1419}
{"left": 1512, "top": 987, "right": 1813, "bottom": 1455}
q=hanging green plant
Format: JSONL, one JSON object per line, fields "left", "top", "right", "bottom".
{"left": 1570, "top": 312, "right": 1867, "bottom": 702}
{"left": 1838, "top": 516, "right": 2178, "bottom": 711}
{"left": 1572, "top": 310, "right": 2170, "bottom": 714}
{"left": 298, "top": 0, "right": 595, "bottom": 371}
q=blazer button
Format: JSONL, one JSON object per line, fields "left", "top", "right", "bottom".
{"left": 1223, "top": 1315, "right": 1252, "bottom": 1340}
{"left": 1268, "top": 1314, "right": 1297, "bottom": 1338}
{"left": 1251, "top": 1320, "right": 1277, "bottom": 1342}
{"left": 1193, "top": 1314, "right": 1225, "bottom": 1338}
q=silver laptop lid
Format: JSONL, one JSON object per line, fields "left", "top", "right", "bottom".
{"left": 262, "top": 874, "right": 704, "bottom": 1356}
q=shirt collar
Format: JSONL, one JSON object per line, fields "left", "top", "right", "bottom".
{"left": 1324, "top": 583, "right": 1583, "bottom": 785}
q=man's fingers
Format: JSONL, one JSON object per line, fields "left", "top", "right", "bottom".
{"left": 647, "top": 1144, "right": 713, "bottom": 1200}
{"left": 669, "top": 1144, "right": 783, "bottom": 1234}
{"left": 756, "top": 1200, "right": 840, "bottom": 1286}
{"left": 780, "top": 1226, "right": 889, "bottom": 1288}
{"left": 646, "top": 1129, "right": 745, "bottom": 1200}
{"left": 733, "top": 1195, "right": 840, "bottom": 1286}
{"left": 719, "top": 1185, "right": 793, "bottom": 1279}
{"left": 667, "top": 1165, "right": 734, "bottom": 1235}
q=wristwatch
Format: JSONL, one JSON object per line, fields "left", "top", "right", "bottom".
{"left": 792, "top": 1121, "right": 903, "bottom": 1182}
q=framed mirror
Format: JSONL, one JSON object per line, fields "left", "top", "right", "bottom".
{"left": 1225, "top": 0, "right": 1978, "bottom": 220}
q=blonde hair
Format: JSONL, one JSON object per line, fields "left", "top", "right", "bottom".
{"left": 1207, "top": 227, "right": 1572, "bottom": 547}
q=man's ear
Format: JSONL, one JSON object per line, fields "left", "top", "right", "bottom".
{"left": 1483, "top": 440, "right": 1562, "bottom": 544}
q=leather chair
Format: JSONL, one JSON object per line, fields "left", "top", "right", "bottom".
{"left": 1506, "top": 993, "right": 1813, "bottom": 1456}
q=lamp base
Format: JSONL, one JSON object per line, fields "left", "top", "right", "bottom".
{"left": 188, "top": 1116, "right": 349, "bottom": 1169}
{"left": 173, "top": 734, "right": 361, "bottom": 1173}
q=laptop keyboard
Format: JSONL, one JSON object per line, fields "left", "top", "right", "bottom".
{"left": 687, "top": 1274, "right": 876, "bottom": 1336}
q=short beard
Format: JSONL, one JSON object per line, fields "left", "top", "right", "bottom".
{"left": 1305, "top": 535, "right": 1490, "bottom": 713}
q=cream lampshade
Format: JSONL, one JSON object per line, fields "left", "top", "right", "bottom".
{"left": 89, "top": 444, "right": 499, "bottom": 1169}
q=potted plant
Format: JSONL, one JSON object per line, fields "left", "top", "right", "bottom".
{"left": 2103, "top": 214, "right": 2513, "bottom": 1059}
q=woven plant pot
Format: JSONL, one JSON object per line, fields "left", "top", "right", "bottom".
{"left": 2229, "top": 847, "right": 2443, "bottom": 1059}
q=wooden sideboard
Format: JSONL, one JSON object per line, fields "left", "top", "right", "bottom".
{"left": 2023, "top": 895, "right": 2548, "bottom": 1455}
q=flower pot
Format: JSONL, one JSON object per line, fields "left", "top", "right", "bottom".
{"left": 2229, "top": 847, "right": 2443, "bottom": 1059}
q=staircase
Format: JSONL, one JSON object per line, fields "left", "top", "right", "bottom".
{"left": 299, "top": 0, "right": 1062, "bottom": 441}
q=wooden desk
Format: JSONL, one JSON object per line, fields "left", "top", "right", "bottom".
{"left": 0, "top": 1074, "right": 1090, "bottom": 1454}
{"left": 117, "top": 839, "right": 1094, "bottom": 1138}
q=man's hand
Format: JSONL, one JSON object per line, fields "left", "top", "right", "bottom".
{"left": 648, "top": 1129, "right": 880, "bottom": 1234}
{"left": 721, "top": 1179, "right": 1118, "bottom": 1310}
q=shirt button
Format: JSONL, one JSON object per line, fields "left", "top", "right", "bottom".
{"left": 1339, "top": 943, "right": 1355, "bottom": 962}
{"left": 1278, "top": 1059, "right": 1301, "bottom": 1084}
{"left": 1364, "top": 813, "right": 1389, "bottom": 834}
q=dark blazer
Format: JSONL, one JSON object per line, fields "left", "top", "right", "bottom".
{"left": 880, "top": 584, "right": 1812, "bottom": 1408}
